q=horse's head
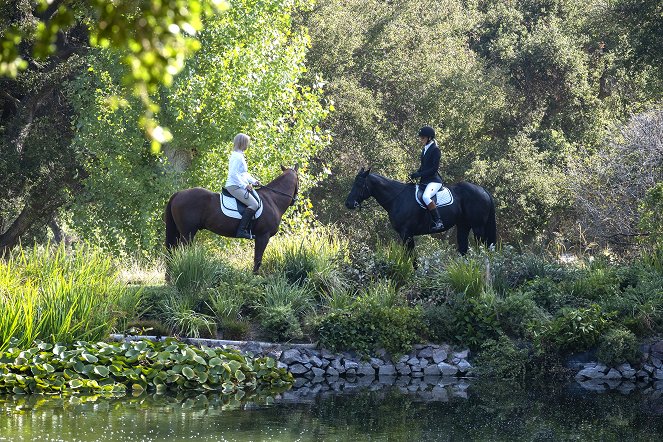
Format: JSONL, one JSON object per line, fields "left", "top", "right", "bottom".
{"left": 280, "top": 163, "right": 299, "bottom": 206}
{"left": 345, "top": 167, "right": 371, "bottom": 210}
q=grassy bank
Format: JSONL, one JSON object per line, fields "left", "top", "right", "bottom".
{"left": 2, "top": 231, "right": 662, "bottom": 379}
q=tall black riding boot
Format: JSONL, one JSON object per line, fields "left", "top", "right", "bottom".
{"left": 427, "top": 202, "right": 444, "bottom": 232}
{"left": 236, "top": 208, "right": 256, "bottom": 239}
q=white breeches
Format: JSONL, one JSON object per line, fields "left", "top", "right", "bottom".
{"left": 423, "top": 182, "right": 443, "bottom": 205}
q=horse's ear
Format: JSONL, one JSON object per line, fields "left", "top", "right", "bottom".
{"left": 358, "top": 166, "right": 365, "bottom": 174}
{"left": 365, "top": 167, "right": 371, "bottom": 176}
{"left": 293, "top": 163, "right": 299, "bottom": 172}
{"left": 280, "top": 164, "right": 286, "bottom": 171}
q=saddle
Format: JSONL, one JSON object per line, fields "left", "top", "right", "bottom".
{"left": 220, "top": 188, "right": 264, "bottom": 220}
{"left": 415, "top": 185, "right": 454, "bottom": 209}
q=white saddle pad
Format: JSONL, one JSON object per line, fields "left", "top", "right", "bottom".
{"left": 415, "top": 185, "right": 454, "bottom": 208}
{"left": 220, "top": 191, "right": 264, "bottom": 220}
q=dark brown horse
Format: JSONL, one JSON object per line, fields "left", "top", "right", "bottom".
{"left": 165, "top": 165, "right": 299, "bottom": 273}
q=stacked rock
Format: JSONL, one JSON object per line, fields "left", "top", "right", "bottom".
{"left": 276, "top": 344, "right": 473, "bottom": 380}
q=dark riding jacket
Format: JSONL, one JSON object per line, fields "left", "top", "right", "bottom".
{"left": 411, "top": 140, "right": 443, "bottom": 185}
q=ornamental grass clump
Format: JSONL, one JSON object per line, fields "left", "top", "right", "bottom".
{"left": 0, "top": 339, "right": 292, "bottom": 395}
{"left": 261, "top": 227, "right": 349, "bottom": 293}
{"left": 0, "top": 244, "right": 138, "bottom": 351}
{"left": 166, "top": 243, "right": 222, "bottom": 294}
{"left": 374, "top": 240, "right": 415, "bottom": 288}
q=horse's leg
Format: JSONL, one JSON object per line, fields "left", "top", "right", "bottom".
{"left": 399, "top": 230, "right": 417, "bottom": 268}
{"left": 456, "top": 224, "right": 471, "bottom": 255}
{"left": 253, "top": 233, "right": 271, "bottom": 274}
{"left": 179, "top": 228, "right": 198, "bottom": 246}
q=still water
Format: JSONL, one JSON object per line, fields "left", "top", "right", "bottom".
{"left": 1, "top": 377, "right": 662, "bottom": 441}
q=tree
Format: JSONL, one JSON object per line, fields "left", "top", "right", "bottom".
{"left": 65, "top": 0, "right": 329, "bottom": 253}
{"left": 302, "top": 0, "right": 662, "bottom": 244}
{"left": 567, "top": 109, "right": 663, "bottom": 249}
{"left": 0, "top": 0, "right": 328, "bottom": 255}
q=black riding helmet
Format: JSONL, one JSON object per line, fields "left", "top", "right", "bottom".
{"left": 418, "top": 125, "right": 435, "bottom": 139}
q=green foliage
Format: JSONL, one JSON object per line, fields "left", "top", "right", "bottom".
{"left": 0, "top": 338, "right": 292, "bottom": 395}
{"left": 360, "top": 280, "right": 404, "bottom": 308}
{"left": 62, "top": 0, "right": 329, "bottom": 255}
{"left": 424, "top": 293, "right": 500, "bottom": 349}
{"left": 494, "top": 292, "right": 550, "bottom": 339}
{"left": 537, "top": 304, "right": 613, "bottom": 353}
{"left": 475, "top": 335, "right": 530, "bottom": 380}
{"left": 317, "top": 302, "right": 427, "bottom": 356}
{"left": 0, "top": 244, "right": 139, "bottom": 350}
{"left": 519, "top": 277, "right": 583, "bottom": 315}
{"left": 569, "top": 265, "right": 619, "bottom": 302}
{"left": 0, "top": 0, "right": 231, "bottom": 146}
{"left": 160, "top": 295, "right": 217, "bottom": 339}
{"left": 254, "top": 276, "right": 314, "bottom": 341}
{"left": 491, "top": 246, "right": 569, "bottom": 294}
{"left": 444, "top": 258, "right": 486, "bottom": 298}
{"left": 596, "top": 328, "right": 640, "bottom": 366}
{"left": 639, "top": 182, "right": 663, "bottom": 255}
{"left": 166, "top": 243, "right": 221, "bottom": 294}
{"left": 259, "top": 305, "right": 304, "bottom": 342}
{"left": 262, "top": 227, "right": 349, "bottom": 293}
{"left": 373, "top": 241, "right": 415, "bottom": 288}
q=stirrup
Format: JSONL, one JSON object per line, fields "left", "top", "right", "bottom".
{"left": 431, "top": 221, "right": 444, "bottom": 232}
{"left": 236, "top": 229, "right": 254, "bottom": 240}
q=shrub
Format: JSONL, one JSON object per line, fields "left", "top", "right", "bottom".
{"left": 520, "top": 277, "right": 585, "bottom": 315}
{"left": 475, "top": 335, "right": 530, "bottom": 380}
{"left": 262, "top": 227, "right": 349, "bottom": 291}
{"left": 259, "top": 305, "right": 304, "bottom": 341}
{"left": 424, "top": 293, "right": 500, "bottom": 349}
{"left": 537, "top": 305, "right": 613, "bottom": 354}
{"left": 320, "top": 287, "right": 358, "bottom": 312}
{"left": 166, "top": 243, "right": 221, "bottom": 294}
{"left": 410, "top": 264, "right": 452, "bottom": 306}
{"left": 374, "top": 240, "right": 415, "bottom": 288}
{"left": 159, "top": 294, "right": 217, "bottom": 339}
{"left": 491, "top": 246, "right": 568, "bottom": 294}
{"left": 494, "top": 293, "right": 550, "bottom": 339}
{"left": 596, "top": 328, "right": 640, "bottom": 366}
{"left": 569, "top": 266, "right": 619, "bottom": 302}
{"left": 361, "top": 279, "right": 404, "bottom": 308}
{"left": 254, "top": 276, "right": 314, "bottom": 341}
{"left": 317, "top": 302, "right": 427, "bottom": 356}
{"left": 444, "top": 257, "right": 485, "bottom": 297}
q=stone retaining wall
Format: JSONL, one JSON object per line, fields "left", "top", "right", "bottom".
{"left": 575, "top": 340, "right": 663, "bottom": 393}
{"left": 273, "top": 344, "right": 473, "bottom": 380}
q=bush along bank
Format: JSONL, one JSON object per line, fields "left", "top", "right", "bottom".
{"left": 0, "top": 339, "right": 292, "bottom": 396}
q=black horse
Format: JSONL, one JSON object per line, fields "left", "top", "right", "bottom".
{"left": 345, "top": 168, "right": 496, "bottom": 255}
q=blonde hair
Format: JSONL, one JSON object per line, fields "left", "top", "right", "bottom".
{"left": 233, "top": 133, "right": 250, "bottom": 151}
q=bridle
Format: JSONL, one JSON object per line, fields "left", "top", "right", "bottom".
{"left": 352, "top": 173, "right": 408, "bottom": 210}
{"left": 256, "top": 170, "right": 299, "bottom": 207}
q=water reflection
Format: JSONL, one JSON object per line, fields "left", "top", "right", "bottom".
{"left": 1, "top": 377, "right": 662, "bottom": 441}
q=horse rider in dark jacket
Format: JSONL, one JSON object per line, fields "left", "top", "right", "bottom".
{"left": 409, "top": 125, "right": 444, "bottom": 232}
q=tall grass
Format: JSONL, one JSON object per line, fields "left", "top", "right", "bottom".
{"left": 166, "top": 243, "right": 221, "bottom": 294}
{"left": 374, "top": 240, "right": 415, "bottom": 288}
{"left": 0, "top": 243, "right": 138, "bottom": 350}
{"left": 444, "top": 257, "right": 485, "bottom": 298}
{"left": 262, "top": 227, "right": 349, "bottom": 293}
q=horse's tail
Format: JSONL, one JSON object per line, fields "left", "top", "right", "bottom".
{"left": 164, "top": 193, "right": 180, "bottom": 250}
{"left": 485, "top": 194, "right": 497, "bottom": 248}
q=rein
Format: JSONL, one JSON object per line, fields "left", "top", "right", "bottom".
{"left": 357, "top": 176, "right": 410, "bottom": 210}
{"left": 256, "top": 184, "right": 298, "bottom": 205}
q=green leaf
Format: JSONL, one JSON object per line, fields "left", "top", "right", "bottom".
{"left": 182, "top": 366, "right": 196, "bottom": 380}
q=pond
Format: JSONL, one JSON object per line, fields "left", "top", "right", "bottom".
{"left": 1, "top": 377, "right": 662, "bottom": 441}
